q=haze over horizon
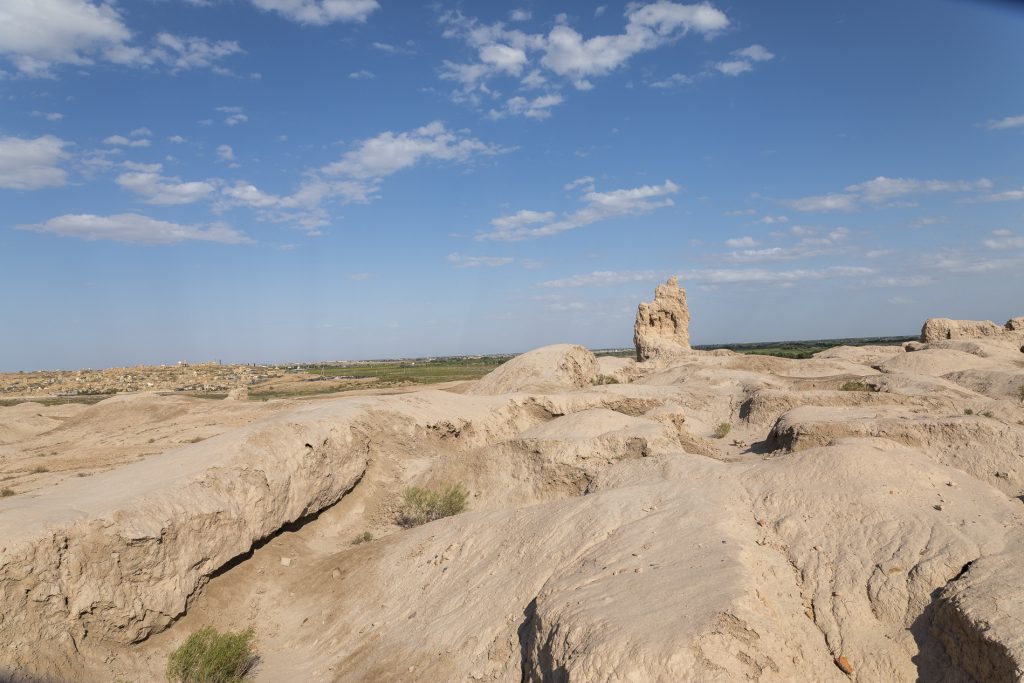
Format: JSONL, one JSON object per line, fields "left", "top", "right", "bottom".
{"left": 2, "top": 0, "right": 1023, "bottom": 371}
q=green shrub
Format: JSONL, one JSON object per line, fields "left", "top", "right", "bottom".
{"left": 352, "top": 531, "right": 373, "bottom": 545}
{"left": 30, "top": 465, "right": 48, "bottom": 474}
{"left": 591, "top": 375, "right": 620, "bottom": 385}
{"left": 166, "top": 626, "right": 256, "bottom": 683}
{"left": 964, "top": 408, "right": 974, "bottom": 415}
{"left": 713, "top": 423, "right": 732, "bottom": 439}
{"left": 840, "top": 381, "right": 873, "bottom": 392}
{"left": 399, "top": 483, "right": 469, "bottom": 527}
{"left": 0, "top": 488, "right": 14, "bottom": 498}
{"left": 982, "top": 411, "right": 994, "bottom": 418}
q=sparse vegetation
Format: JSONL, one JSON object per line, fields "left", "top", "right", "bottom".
{"left": 352, "top": 531, "right": 373, "bottom": 545}
{"left": 398, "top": 483, "right": 469, "bottom": 527}
{"left": 30, "top": 465, "right": 49, "bottom": 474}
{"left": 982, "top": 411, "right": 995, "bottom": 418}
{"left": 0, "top": 488, "right": 14, "bottom": 498}
{"left": 591, "top": 375, "right": 620, "bottom": 385}
{"left": 1017, "top": 384, "right": 1024, "bottom": 403}
{"left": 840, "top": 381, "right": 874, "bottom": 392}
{"left": 166, "top": 626, "right": 256, "bottom": 683}
{"left": 714, "top": 423, "right": 732, "bottom": 439}
{"left": 964, "top": 408, "right": 974, "bottom": 415}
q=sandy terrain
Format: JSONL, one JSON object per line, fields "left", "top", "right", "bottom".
{"left": 2, "top": 280, "right": 1023, "bottom": 682}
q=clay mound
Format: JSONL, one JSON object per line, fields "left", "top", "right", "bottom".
{"left": 942, "top": 368, "right": 1024, "bottom": 401}
{"left": 813, "top": 344, "right": 905, "bottom": 366}
{"left": 921, "top": 316, "right": 1024, "bottom": 343}
{"left": 878, "top": 349, "right": 998, "bottom": 377}
{"left": 766, "top": 405, "right": 1024, "bottom": 496}
{"left": 468, "top": 343, "right": 599, "bottom": 395}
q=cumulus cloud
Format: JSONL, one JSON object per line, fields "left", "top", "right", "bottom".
{"left": 31, "top": 111, "right": 64, "bottom": 121}
{"left": 104, "top": 134, "right": 150, "bottom": 147}
{"left": 539, "top": 264, "right": 876, "bottom": 289}
{"left": 439, "top": 2, "right": 729, "bottom": 111}
{"left": 216, "top": 144, "right": 234, "bottom": 161}
{"left": 248, "top": 0, "right": 379, "bottom": 25}
{"left": 724, "top": 236, "right": 758, "bottom": 247}
{"left": 787, "top": 176, "right": 993, "bottom": 212}
{"left": 447, "top": 253, "right": 515, "bottom": 267}
{"left": 17, "top": 213, "right": 250, "bottom": 244}
{"left": 714, "top": 43, "right": 773, "bottom": 77}
{"left": 723, "top": 226, "right": 850, "bottom": 263}
{"left": 0, "top": 135, "right": 70, "bottom": 189}
{"left": 0, "top": 1, "right": 244, "bottom": 76}
{"left": 348, "top": 69, "right": 374, "bottom": 79}
{"left": 477, "top": 179, "right": 679, "bottom": 241}
{"left": 115, "top": 162, "right": 217, "bottom": 205}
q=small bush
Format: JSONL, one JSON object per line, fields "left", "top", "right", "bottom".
{"left": 30, "top": 465, "right": 48, "bottom": 474}
{"left": 166, "top": 626, "right": 256, "bottom": 683}
{"left": 399, "top": 483, "right": 469, "bottom": 527}
{"left": 0, "top": 488, "right": 14, "bottom": 498}
{"left": 964, "top": 408, "right": 974, "bottom": 415}
{"left": 982, "top": 411, "right": 994, "bottom": 418}
{"left": 1017, "top": 384, "right": 1024, "bottom": 403}
{"left": 840, "top": 381, "right": 873, "bottom": 392}
{"left": 591, "top": 375, "right": 620, "bottom": 385}
{"left": 713, "top": 423, "right": 732, "bottom": 439}
{"left": 352, "top": 531, "right": 373, "bottom": 545}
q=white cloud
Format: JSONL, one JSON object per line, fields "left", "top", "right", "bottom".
{"left": 220, "top": 121, "right": 499, "bottom": 231}
{"left": 18, "top": 213, "right": 250, "bottom": 244}
{"left": 168, "top": 135, "right": 187, "bottom": 144}
{"left": 539, "top": 270, "right": 660, "bottom": 288}
{"left": 539, "top": 264, "right": 876, "bottom": 289}
{"left": 480, "top": 43, "right": 528, "bottom": 75}
{"left": 489, "top": 93, "right": 564, "bottom": 120}
{"left": 984, "top": 115, "right": 1024, "bottom": 131}
{"left": 0, "top": 2, "right": 243, "bottom": 77}
{"left": 759, "top": 215, "right": 788, "bottom": 224}
{"left": 115, "top": 162, "right": 216, "bottom": 205}
{"left": 322, "top": 121, "right": 499, "bottom": 179}
{"left": 787, "top": 176, "right": 991, "bottom": 212}
{"left": 541, "top": 3, "right": 728, "bottom": 79}
{"left": 31, "top": 110, "right": 64, "bottom": 121}
{"left": 348, "top": 69, "right": 374, "bottom": 79}
{"left": 439, "top": 2, "right": 729, "bottom": 110}
{"left": 509, "top": 8, "right": 531, "bottom": 22}
{"left": 0, "top": 0, "right": 130, "bottom": 76}
{"left": 733, "top": 44, "right": 774, "bottom": 62}
{"left": 650, "top": 72, "right": 691, "bottom": 88}
{"left": 447, "top": 253, "right": 515, "bottom": 267}
{"left": 216, "top": 106, "right": 248, "bottom": 126}
{"left": 104, "top": 133, "right": 151, "bottom": 147}
{"left": 723, "top": 225, "right": 849, "bottom": 263}
{"left": 477, "top": 179, "right": 679, "bottom": 241}
{"left": 248, "top": 0, "right": 379, "bottom": 25}
{"left": 684, "top": 265, "right": 874, "bottom": 285}
{"left": 126, "top": 33, "right": 243, "bottom": 73}
{"left": 714, "top": 44, "right": 773, "bottom": 77}
{"left": 564, "top": 176, "right": 595, "bottom": 191}
{"left": 714, "top": 60, "right": 751, "bottom": 76}
{"left": 216, "top": 144, "right": 234, "bottom": 161}
{"left": 972, "top": 187, "right": 1024, "bottom": 203}
{"left": 983, "top": 230, "right": 1024, "bottom": 250}
{"left": 0, "top": 135, "right": 69, "bottom": 189}
{"left": 347, "top": 272, "right": 374, "bottom": 281}
{"left": 724, "top": 236, "right": 758, "bottom": 247}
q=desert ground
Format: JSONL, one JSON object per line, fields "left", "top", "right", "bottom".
{"left": 2, "top": 278, "right": 1024, "bottom": 682}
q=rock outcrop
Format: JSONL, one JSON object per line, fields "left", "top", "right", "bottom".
{"left": 634, "top": 276, "right": 691, "bottom": 361}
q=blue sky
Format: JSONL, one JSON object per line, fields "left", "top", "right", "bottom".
{"left": 1, "top": 0, "right": 1023, "bottom": 370}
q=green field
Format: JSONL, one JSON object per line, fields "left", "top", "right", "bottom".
{"left": 292, "top": 356, "right": 513, "bottom": 384}
{"left": 693, "top": 335, "right": 917, "bottom": 359}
